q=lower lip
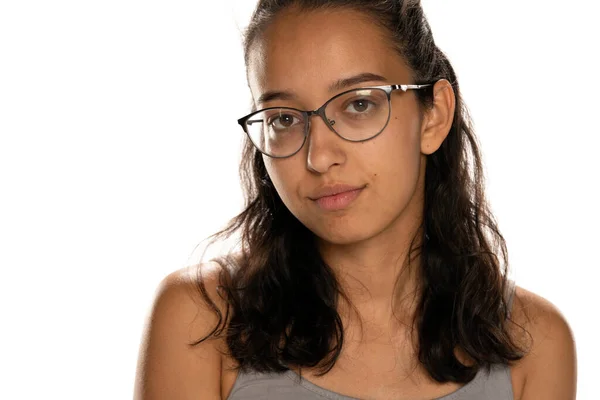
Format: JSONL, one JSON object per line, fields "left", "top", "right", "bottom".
{"left": 314, "top": 188, "right": 364, "bottom": 211}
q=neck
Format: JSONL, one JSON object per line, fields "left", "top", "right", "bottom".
{"left": 317, "top": 219, "right": 425, "bottom": 328}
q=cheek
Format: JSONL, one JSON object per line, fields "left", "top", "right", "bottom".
{"left": 374, "top": 117, "right": 422, "bottom": 173}
{"left": 364, "top": 118, "right": 422, "bottom": 204}
{"left": 263, "top": 157, "right": 304, "bottom": 211}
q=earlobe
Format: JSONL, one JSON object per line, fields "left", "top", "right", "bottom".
{"left": 420, "top": 79, "right": 456, "bottom": 155}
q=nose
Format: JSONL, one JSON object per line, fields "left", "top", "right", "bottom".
{"left": 305, "top": 112, "right": 346, "bottom": 174}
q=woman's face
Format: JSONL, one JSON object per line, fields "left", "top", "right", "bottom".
{"left": 247, "top": 8, "right": 450, "bottom": 246}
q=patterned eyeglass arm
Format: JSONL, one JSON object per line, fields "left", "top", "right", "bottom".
{"left": 393, "top": 83, "right": 434, "bottom": 92}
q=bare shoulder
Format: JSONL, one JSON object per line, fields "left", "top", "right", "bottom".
{"left": 134, "top": 262, "right": 229, "bottom": 400}
{"left": 509, "top": 285, "right": 577, "bottom": 400}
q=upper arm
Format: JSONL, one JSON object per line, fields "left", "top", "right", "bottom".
{"left": 516, "top": 287, "right": 577, "bottom": 400}
{"left": 134, "top": 262, "right": 228, "bottom": 400}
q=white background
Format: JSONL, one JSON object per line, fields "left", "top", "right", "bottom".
{"left": 0, "top": 0, "right": 597, "bottom": 398}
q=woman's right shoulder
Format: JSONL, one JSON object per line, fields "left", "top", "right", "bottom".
{"left": 159, "top": 261, "right": 229, "bottom": 311}
{"left": 153, "top": 261, "right": 230, "bottom": 335}
{"left": 134, "top": 261, "right": 230, "bottom": 400}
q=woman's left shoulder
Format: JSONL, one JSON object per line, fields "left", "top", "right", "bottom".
{"left": 508, "top": 284, "right": 577, "bottom": 400}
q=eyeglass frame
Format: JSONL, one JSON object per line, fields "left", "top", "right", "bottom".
{"left": 237, "top": 83, "right": 434, "bottom": 159}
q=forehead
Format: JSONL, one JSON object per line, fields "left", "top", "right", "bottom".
{"left": 247, "top": 8, "right": 412, "bottom": 104}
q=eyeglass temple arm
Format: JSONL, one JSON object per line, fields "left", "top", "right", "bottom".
{"left": 392, "top": 83, "right": 434, "bottom": 92}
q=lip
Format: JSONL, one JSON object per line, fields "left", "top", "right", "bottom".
{"left": 313, "top": 187, "right": 364, "bottom": 211}
{"left": 309, "top": 183, "right": 366, "bottom": 200}
{"left": 309, "top": 183, "right": 366, "bottom": 211}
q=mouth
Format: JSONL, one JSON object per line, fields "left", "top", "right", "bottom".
{"left": 312, "top": 187, "right": 364, "bottom": 211}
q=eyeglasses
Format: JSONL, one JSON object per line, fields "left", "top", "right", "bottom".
{"left": 237, "top": 83, "right": 433, "bottom": 158}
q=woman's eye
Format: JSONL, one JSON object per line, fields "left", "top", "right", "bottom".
{"left": 270, "top": 114, "right": 298, "bottom": 129}
{"left": 345, "top": 99, "right": 375, "bottom": 114}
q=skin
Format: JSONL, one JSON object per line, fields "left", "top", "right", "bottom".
{"left": 247, "top": 7, "right": 454, "bottom": 325}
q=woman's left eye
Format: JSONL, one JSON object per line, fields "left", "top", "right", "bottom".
{"left": 346, "top": 99, "right": 374, "bottom": 113}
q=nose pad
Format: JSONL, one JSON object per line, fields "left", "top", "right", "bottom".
{"left": 312, "top": 108, "right": 338, "bottom": 135}
{"left": 306, "top": 112, "right": 336, "bottom": 141}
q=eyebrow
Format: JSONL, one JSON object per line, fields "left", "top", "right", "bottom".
{"left": 256, "top": 72, "right": 388, "bottom": 105}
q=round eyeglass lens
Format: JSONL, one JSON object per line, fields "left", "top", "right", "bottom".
{"left": 245, "top": 108, "right": 306, "bottom": 157}
{"left": 325, "top": 88, "right": 390, "bottom": 141}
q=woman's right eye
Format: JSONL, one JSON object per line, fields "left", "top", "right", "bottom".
{"left": 269, "top": 114, "right": 299, "bottom": 129}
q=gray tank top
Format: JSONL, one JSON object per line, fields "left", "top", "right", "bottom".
{"left": 228, "top": 279, "right": 516, "bottom": 400}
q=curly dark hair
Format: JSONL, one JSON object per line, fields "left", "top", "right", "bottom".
{"left": 190, "top": 0, "right": 530, "bottom": 384}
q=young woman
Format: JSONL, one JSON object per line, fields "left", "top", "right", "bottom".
{"left": 134, "top": 1, "right": 577, "bottom": 399}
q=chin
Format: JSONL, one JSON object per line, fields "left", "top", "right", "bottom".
{"left": 309, "top": 222, "right": 377, "bottom": 246}
{"left": 318, "top": 234, "right": 367, "bottom": 246}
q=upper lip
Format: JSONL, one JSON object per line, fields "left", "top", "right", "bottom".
{"left": 309, "top": 183, "right": 366, "bottom": 200}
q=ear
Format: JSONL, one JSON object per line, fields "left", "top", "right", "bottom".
{"left": 420, "top": 79, "right": 456, "bottom": 155}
